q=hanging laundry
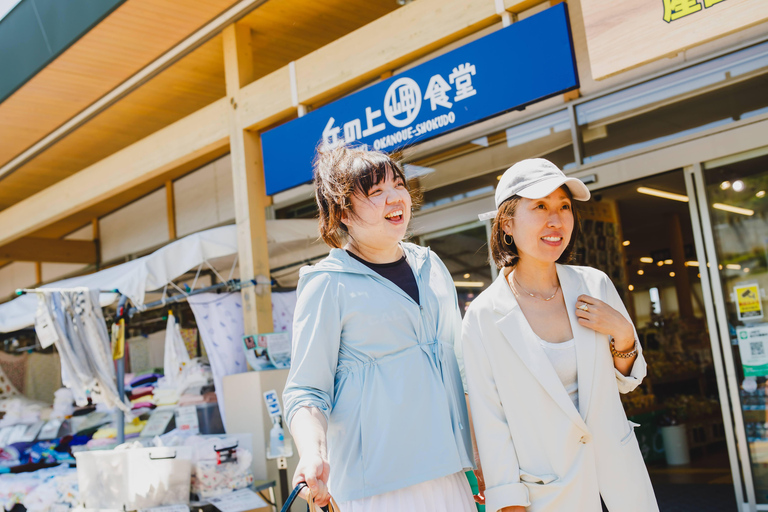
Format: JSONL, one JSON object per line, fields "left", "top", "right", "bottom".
{"left": 188, "top": 293, "right": 247, "bottom": 423}
{"left": 34, "top": 289, "right": 129, "bottom": 412}
{"left": 271, "top": 291, "right": 297, "bottom": 334}
{"left": 164, "top": 312, "right": 190, "bottom": 384}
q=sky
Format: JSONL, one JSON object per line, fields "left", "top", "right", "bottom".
{"left": 0, "top": 0, "right": 21, "bottom": 22}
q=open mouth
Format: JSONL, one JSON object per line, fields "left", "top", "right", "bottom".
{"left": 541, "top": 236, "right": 563, "bottom": 245}
{"left": 385, "top": 209, "right": 404, "bottom": 223}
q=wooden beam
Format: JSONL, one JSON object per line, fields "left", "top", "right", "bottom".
{"left": 166, "top": 180, "right": 177, "bottom": 240}
{"left": 294, "top": 0, "right": 499, "bottom": 106}
{"left": 0, "top": 99, "right": 229, "bottom": 247}
{"left": 0, "top": 0, "right": 268, "bottom": 182}
{"left": 0, "top": 0, "right": 514, "bottom": 245}
{"left": 224, "top": 23, "right": 273, "bottom": 338}
{"left": 504, "top": 0, "right": 550, "bottom": 13}
{"left": 0, "top": 238, "right": 97, "bottom": 264}
{"left": 92, "top": 218, "right": 101, "bottom": 270}
{"left": 238, "top": 0, "right": 502, "bottom": 129}
{"left": 35, "top": 262, "right": 42, "bottom": 284}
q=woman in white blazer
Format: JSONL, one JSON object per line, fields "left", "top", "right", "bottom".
{"left": 462, "top": 159, "right": 659, "bottom": 512}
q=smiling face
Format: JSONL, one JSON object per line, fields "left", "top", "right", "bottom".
{"left": 503, "top": 187, "right": 574, "bottom": 265}
{"left": 341, "top": 167, "right": 412, "bottom": 252}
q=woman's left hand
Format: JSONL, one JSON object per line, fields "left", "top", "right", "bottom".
{"left": 575, "top": 294, "right": 635, "bottom": 350}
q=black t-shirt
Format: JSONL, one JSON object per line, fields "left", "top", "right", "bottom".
{"left": 347, "top": 250, "right": 420, "bottom": 305}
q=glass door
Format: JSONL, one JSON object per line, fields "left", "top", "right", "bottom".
{"left": 420, "top": 222, "right": 495, "bottom": 316}
{"left": 693, "top": 151, "right": 768, "bottom": 510}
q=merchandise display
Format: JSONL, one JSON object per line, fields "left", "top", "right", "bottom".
{"left": 0, "top": 278, "right": 298, "bottom": 510}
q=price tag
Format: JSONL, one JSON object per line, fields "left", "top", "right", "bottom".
{"left": 140, "top": 408, "right": 175, "bottom": 438}
{"left": 207, "top": 489, "right": 267, "bottom": 512}
{"left": 175, "top": 405, "right": 199, "bottom": 434}
{"left": 263, "top": 390, "right": 281, "bottom": 420}
{"left": 34, "top": 301, "right": 59, "bottom": 349}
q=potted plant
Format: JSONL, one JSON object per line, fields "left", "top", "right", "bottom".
{"left": 658, "top": 408, "right": 690, "bottom": 466}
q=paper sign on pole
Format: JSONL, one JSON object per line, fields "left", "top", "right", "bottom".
{"left": 737, "top": 324, "right": 768, "bottom": 377}
{"left": 735, "top": 283, "right": 763, "bottom": 321}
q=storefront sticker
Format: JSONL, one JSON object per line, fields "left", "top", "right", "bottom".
{"left": 737, "top": 324, "right": 768, "bottom": 377}
{"left": 261, "top": 3, "right": 578, "bottom": 195}
{"left": 735, "top": 282, "right": 763, "bottom": 321}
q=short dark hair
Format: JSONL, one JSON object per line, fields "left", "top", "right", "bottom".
{"left": 313, "top": 144, "right": 421, "bottom": 248}
{"left": 489, "top": 186, "right": 581, "bottom": 269}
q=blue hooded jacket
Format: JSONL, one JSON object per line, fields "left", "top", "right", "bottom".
{"left": 283, "top": 242, "right": 473, "bottom": 502}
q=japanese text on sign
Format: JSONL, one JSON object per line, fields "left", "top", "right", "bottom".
{"left": 261, "top": 3, "right": 579, "bottom": 195}
{"left": 663, "top": 0, "right": 726, "bottom": 23}
{"left": 323, "top": 63, "right": 477, "bottom": 153}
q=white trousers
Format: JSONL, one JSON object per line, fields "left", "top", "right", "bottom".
{"left": 337, "top": 472, "right": 476, "bottom": 512}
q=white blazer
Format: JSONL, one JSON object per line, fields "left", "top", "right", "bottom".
{"left": 461, "top": 264, "right": 659, "bottom": 512}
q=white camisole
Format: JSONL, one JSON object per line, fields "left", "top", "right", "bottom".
{"left": 538, "top": 337, "right": 579, "bottom": 411}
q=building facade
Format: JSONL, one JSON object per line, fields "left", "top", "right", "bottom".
{"left": 1, "top": 0, "right": 768, "bottom": 509}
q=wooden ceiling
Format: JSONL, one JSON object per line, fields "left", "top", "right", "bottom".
{"left": 0, "top": 0, "right": 401, "bottom": 239}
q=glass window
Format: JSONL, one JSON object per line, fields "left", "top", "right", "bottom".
{"left": 421, "top": 223, "right": 494, "bottom": 316}
{"left": 705, "top": 152, "right": 768, "bottom": 504}
{"left": 576, "top": 41, "right": 768, "bottom": 164}
{"left": 410, "top": 109, "right": 574, "bottom": 211}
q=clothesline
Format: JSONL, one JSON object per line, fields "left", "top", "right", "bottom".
{"left": 15, "top": 288, "right": 120, "bottom": 296}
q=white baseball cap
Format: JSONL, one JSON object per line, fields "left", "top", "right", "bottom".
{"left": 478, "top": 158, "right": 590, "bottom": 221}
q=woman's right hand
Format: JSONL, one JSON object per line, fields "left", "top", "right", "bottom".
{"left": 293, "top": 453, "right": 331, "bottom": 507}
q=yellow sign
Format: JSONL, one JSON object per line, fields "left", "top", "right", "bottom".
{"left": 111, "top": 318, "right": 125, "bottom": 360}
{"left": 735, "top": 283, "right": 763, "bottom": 321}
{"left": 580, "top": 0, "right": 768, "bottom": 80}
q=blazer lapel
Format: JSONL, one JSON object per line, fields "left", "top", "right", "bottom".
{"left": 557, "top": 264, "right": 597, "bottom": 422}
{"left": 492, "top": 272, "right": 590, "bottom": 433}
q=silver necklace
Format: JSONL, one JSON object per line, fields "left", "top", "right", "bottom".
{"left": 511, "top": 272, "right": 559, "bottom": 301}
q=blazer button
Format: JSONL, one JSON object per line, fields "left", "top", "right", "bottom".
{"left": 579, "top": 436, "right": 589, "bottom": 444}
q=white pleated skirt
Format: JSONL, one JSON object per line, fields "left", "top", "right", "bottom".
{"left": 337, "top": 472, "right": 476, "bottom": 512}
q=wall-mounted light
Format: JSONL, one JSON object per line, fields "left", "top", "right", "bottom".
{"left": 640, "top": 257, "right": 653, "bottom": 263}
{"left": 726, "top": 263, "right": 741, "bottom": 270}
{"left": 733, "top": 180, "right": 745, "bottom": 192}
{"left": 664, "top": 259, "right": 673, "bottom": 265}
{"left": 713, "top": 203, "right": 754, "bottom": 216}
{"left": 628, "top": 285, "right": 634, "bottom": 291}
{"left": 720, "top": 181, "right": 731, "bottom": 190}
{"left": 622, "top": 240, "right": 630, "bottom": 246}
{"left": 637, "top": 270, "right": 644, "bottom": 275}
{"left": 637, "top": 187, "right": 689, "bottom": 202}
{"left": 454, "top": 281, "right": 484, "bottom": 288}
{"left": 685, "top": 261, "right": 699, "bottom": 267}
{"left": 757, "top": 190, "right": 765, "bottom": 198}
{"left": 657, "top": 261, "right": 664, "bottom": 267}
{"left": 669, "top": 272, "right": 676, "bottom": 277}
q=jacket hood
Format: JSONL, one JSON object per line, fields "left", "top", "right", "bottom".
{"left": 300, "top": 241, "right": 430, "bottom": 278}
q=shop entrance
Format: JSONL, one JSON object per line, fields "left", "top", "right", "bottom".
{"left": 581, "top": 170, "right": 738, "bottom": 509}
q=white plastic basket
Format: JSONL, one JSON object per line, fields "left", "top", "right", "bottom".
{"left": 75, "top": 446, "right": 193, "bottom": 509}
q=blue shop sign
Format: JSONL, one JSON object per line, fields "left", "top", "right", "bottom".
{"left": 261, "top": 3, "right": 578, "bottom": 195}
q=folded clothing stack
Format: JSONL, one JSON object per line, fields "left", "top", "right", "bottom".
{"left": 125, "top": 372, "right": 163, "bottom": 413}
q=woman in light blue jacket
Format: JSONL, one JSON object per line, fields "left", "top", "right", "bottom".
{"left": 282, "top": 146, "right": 474, "bottom": 511}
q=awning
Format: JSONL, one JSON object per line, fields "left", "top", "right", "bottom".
{"left": 0, "top": 221, "right": 324, "bottom": 333}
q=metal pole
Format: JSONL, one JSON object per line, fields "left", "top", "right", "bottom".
{"left": 116, "top": 356, "right": 125, "bottom": 445}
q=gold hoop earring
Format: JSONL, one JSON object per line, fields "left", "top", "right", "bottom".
{"left": 503, "top": 233, "right": 513, "bottom": 246}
